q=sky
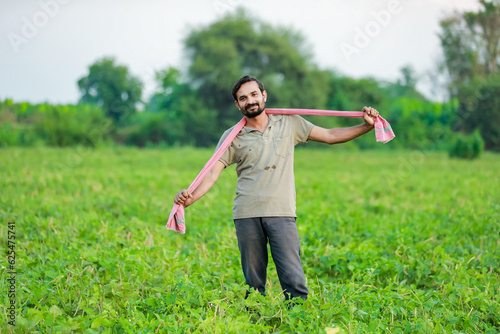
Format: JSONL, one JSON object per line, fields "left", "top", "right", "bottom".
{"left": 0, "top": 0, "right": 481, "bottom": 105}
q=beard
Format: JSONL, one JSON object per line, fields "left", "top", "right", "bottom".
{"left": 242, "top": 102, "right": 265, "bottom": 118}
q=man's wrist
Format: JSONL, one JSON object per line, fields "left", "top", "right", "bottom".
{"left": 363, "top": 122, "right": 374, "bottom": 130}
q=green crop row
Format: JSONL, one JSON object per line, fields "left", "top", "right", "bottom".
{"left": 0, "top": 148, "right": 498, "bottom": 333}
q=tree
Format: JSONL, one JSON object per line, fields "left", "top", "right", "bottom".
{"left": 147, "top": 67, "right": 181, "bottom": 113}
{"left": 144, "top": 66, "right": 220, "bottom": 147}
{"left": 77, "top": 57, "right": 143, "bottom": 123}
{"left": 456, "top": 74, "right": 500, "bottom": 149}
{"left": 438, "top": 0, "right": 500, "bottom": 150}
{"left": 439, "top": 0, "right": 500, "bottom": 88}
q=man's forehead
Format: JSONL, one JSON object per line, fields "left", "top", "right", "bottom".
{"left": 237, "top": 81, "right": 260, "bottom": 97}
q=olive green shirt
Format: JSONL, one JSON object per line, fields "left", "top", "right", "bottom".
{"left": 216, "top": 114, "right": 314, "bottom": 219}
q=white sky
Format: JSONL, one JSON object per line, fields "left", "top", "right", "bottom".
{"left": 0, "top": 0, "right": 481, "bottom": 104}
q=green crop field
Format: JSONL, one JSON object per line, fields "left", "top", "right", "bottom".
{"left": 1, "top": 147, "right": 499, "bottom": 333}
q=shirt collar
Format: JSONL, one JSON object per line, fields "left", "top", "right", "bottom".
{"left": 239, "top": 113, "right": 282, "bottom": 135}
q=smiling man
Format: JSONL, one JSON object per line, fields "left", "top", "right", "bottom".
{"left": 174, "top": 75, "right": 379, "bottom": 302}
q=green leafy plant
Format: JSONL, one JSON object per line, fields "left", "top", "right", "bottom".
{"left": 0, "top": 148, "right": 498, "bottom": 333}
{"left": 449, "top": 130, "right": 485, "bottom": 160}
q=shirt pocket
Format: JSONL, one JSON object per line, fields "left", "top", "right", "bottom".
{"left": 273, "top": 136, "right": 291, "bottom": 158}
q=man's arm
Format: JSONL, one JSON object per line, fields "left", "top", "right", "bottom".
{"left": 174, "top": 160, "right": 226, "bottom": 208}
{"left": 308, "top": 106, "right": 378, "bottom": 144}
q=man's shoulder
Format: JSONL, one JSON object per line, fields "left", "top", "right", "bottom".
{"left": 269, "top": 113, "right": 304, "bottom": 123}
{"left": 272, "top": 113, "right": 306, "bottom": 122}
{"left": 273, "top": 113, "right": 314, "bottom": 128}
{"left": 221, "top": 125, "right": 236, "bottom": 138}
{"left": 216, "top": 123, "right": 242, "bottom": 150}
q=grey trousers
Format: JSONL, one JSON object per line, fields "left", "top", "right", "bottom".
{"left": 234, "top": 217, "right": 309, "bottom": 301}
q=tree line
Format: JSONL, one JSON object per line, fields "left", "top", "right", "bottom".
{"left": 1, "top": 3, "right": 498, "bottom": 154}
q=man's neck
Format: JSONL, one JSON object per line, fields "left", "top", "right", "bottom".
{"left": 245, "top": 111, "right": 269, "bottom": 133}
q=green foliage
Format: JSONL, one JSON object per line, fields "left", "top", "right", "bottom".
{"left": 438, "top": 1, "right": 500, "bottom": 150}
{"left": 144, "top": 72, "right": 220, "bottom": 147}
{"left": 0, "top": 100, "right": 112, "bottom": 148}
{"left": 456, "top": 74, "right": 500, "bottom": 151}
{"left": 327, "top": 75, "right": 387, "bottom": 112}
{"left": 1, "top": 148, "right": 499, "bottom": 332}
{"left": 35, "top": 104, "right": 112, "bottom": 147}
{"left": 439, "top": 0, "right": 500, "bottom": 86}
{"left": 379, "top": 98, "right": 455, "bottom": 151}
{"left": 0, "top": 122, "right": 40, "bottom": 147}
{"left": 449, "top": 130, "right": 485, "bottom": 159}
{"left": 77, "top": 57, "right": 143, "bottom": 123}
{"left": 148, "top": 67, "right": 181, "bottom": 113}
{"left": 117, "top": 111, "right": 184, "bottom": 147}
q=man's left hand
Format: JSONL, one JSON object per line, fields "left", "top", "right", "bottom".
{"left": 362, "top": 106, "right": 379, "bottom": 127}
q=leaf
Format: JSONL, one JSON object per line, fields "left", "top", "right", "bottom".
{"left": 91, "top": 317, "right": 103, "bottom": 328}
{"left": 357, "top": 309, "right": 368, "bottom": 316}
{"left": 325, "top": 327, "right": 340, "bottom": 334}
{"left": 49, "top": 305, "right": 63, "bottom": 317}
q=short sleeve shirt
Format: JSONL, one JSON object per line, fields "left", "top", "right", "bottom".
{"left": 215, "top": 114, "right": 314, "bottom": 219}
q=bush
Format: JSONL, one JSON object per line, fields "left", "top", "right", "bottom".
{"left": 0, "top": 122, "right": 42, "bottom": 147}
{"left": 34, "top": 104, "right": 111, "bottom": 147}
{"left": 118, "top": 111, "right": 185, "bottom": 147}
{"left": 0, "top": 100, "right": 112, "bottom": 148}
{"left": 0, "top": 122, "right": 22, "bottom": 147}
{"left": 449, "top": 130, "right": 484, "bottom": 160}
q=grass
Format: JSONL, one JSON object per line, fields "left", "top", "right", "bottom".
{"left": 0, "top": 147, "right": 499, "bottom": 333}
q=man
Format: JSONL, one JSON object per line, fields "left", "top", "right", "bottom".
{"left": 174, "top": 75, "right": 379, "bottom": 302}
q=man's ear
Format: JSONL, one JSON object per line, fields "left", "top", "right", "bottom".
{"left": 263, "top": 90, "right": 267, "bottom": 102}
{"left": 234, "top": 100, "right": 241, "bottom": 110}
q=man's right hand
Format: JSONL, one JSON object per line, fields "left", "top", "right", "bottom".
{"left": 173, "top": 161, "right": 225, "bottom": 209}
{"left": 174, "top": 189, "right": 194, "bottom": 207}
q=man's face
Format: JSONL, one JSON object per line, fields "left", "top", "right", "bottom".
{"left": 234, "top": 81, "right": 267, "bottom": 118}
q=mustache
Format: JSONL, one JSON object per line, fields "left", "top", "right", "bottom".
{"left": 245, "top": 103, "right": 259, "bottom": 111}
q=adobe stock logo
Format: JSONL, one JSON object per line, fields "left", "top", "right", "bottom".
{"left": 340, "top": 0, "right": 403, "bottom": 62}
{"left": 7, "top": 0, "right": 72, "bottom": 53}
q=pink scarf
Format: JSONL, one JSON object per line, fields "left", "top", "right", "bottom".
{"left": 167, "top": 108, "right": 395, "bottom": 234}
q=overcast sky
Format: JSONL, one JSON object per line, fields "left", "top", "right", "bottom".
{"left": 0, "top": 0, "right": 481, "bottom": 104}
